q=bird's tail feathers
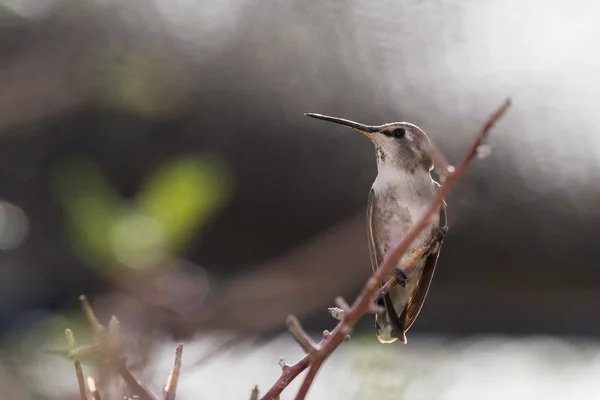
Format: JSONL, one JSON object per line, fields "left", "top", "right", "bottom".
{"left": 375, "top": 314, "right": 407, "bottom": 344}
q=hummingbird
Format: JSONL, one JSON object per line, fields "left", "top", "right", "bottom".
{"left": 305, "top": 113, "right": 447, "bottom": 344}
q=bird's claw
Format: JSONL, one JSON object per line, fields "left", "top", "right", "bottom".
{"left": 392, "top": 268, "right": 408, "bottom": 287}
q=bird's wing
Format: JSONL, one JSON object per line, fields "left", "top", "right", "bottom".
{"left": 397, "top": 197, "right": 448, "bottom": 336}
{"left": 366, "top": 187, "right": 381, "bottom": 273}
{"left": 367, "top": 187, "right": 405, "bottom": 338}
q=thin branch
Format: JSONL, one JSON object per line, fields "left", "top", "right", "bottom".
{"left": 260, "top": 357, "right": 310, "bottom": 400}
{"left": 107, "top": 316, "right": 120, "bottom": 351}
{"left": 87, "top": 377, "right": 102, "bottom": 400}
{"left": 250, "top": 385, "right": 260, "bottom": 400}
{"left": 76, "top": 296, "right": 159, "bottom": 400}
{"left": 333, "top": 297, "right": 349, "bottom": 311}
{"left": 79, "top": 295, "right": 105, "bottom": 335}
{"left": 367, "top": 302, "right": 385, "bottom": 314}
{"left": 164, "top": 344, "right": 184, "bottom": 400}
{"left": 113, "top": 356, "right": 158, "bottom": 400}
{"left": 68, "top": 343, "right": 104, "bottom": 361}
{"left": 286, "top": 315, "right": 317, "bottom": 355}
{"left": 260, "top": 98, "right": 511, "bottom": 400}
{"left": 191, "top": 335, "right": 257, "bottom": 368}
{"left": 65, "top": 329, "right": 88, "bottom": 400}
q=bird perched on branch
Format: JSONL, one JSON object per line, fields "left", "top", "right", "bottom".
{"left": 305, "top": 113, "right": 447, "bottom": 344}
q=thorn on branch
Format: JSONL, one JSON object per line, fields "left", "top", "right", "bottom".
{"left": 286, "top": 315, "right": 317, "bottom": 355}
{"left": 164, "top": 344, "right": 183, "bottom": 400}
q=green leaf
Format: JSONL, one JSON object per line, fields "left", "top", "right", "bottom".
{"left": 50, "top": 159, "right": 121, "bottom": 267}
{"left": 137, "top": 155, "right": 231, "bottom": 253}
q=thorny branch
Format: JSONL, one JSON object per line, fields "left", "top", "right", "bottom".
{"left": 163, "top": 344, "right": 184, "bottom": 400}
{"left": 78, "top": 295, "right": 158, "bottom": 400}
{"left": 66, "top": 296, "right": 185, "bottom": 400}
{"left": 260, "top": 98, "right": 511, "bottom": 400}
{"left": 286, "top": 316, "right": 317, "bottom": 356}
{"left": 65, "top": 329, "right": 87, "bottom": 400}
{"left": 61, "top": 100, "right": 509, "bottom": 400}
{"left": 112, "top": 357, "right": 157, "bottom": 400}
{"left": 328, "top": 232, "right": 444, "bottom": 322}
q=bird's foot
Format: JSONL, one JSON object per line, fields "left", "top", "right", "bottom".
{"left": 392, "top": 268, "right": 408, "bottom": 287}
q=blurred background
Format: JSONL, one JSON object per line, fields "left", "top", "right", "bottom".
{"left": 0, "top": 0, "right": 599, "bottom": 398}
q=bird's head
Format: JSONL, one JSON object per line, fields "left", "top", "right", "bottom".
{"left": 305, "top": 113, "right": 434, "bottom": 174}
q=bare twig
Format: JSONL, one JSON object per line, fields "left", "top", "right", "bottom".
{"left": 65, "top": 329, "right": 88, "bottom": 400}
{"left": 79, "top": 295, "right": 105, "bottom": 335}
{"left": 107, "top": 316, "right": 120, "bottom": 351}
{"left": 191, "top": 335, "right": 258, "bottom": 368}
{"left": 334, "top": 297, "right": 349, "bottom": 311}
{"left": 286, "top": 315, "right": 317, "bottom": 355}
{"left": 74, "top": 296, "right": 159, "bottom": 400}
{"left": 261, "top": 357, "right": 310, "bottom": 400}
{"left": 250, "top": 385, "right": 260, "bottom": 400}
{"left": 367, "top": 303, "right": 384, "bottom": 314}
{"left": 87, "top": 377, "right": 102, "bottom": 400}
{"left": 164, "top": 344, "right": 184, "bottom": 400}
{"left": 260, "top": 98, "right": 511, "bottom": 400}
{"left": 68, "top": 343, "right": 105, "bottom": 364}
{"left": 113, "top": 357, "right": 157, "bottom": 400}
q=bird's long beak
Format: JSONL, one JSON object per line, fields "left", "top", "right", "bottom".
{"left": 305, "top": 113, "right": 377, "bottom": 143}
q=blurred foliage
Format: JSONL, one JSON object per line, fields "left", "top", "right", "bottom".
{"left": 51, "top": 155, "right": 231, "bottom": 272}
{"left": 92, "top": 44, "right": 193, "bottom": 119}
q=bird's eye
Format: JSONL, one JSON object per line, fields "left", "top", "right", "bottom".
{"left": 392, "top": 128, "right": 406, "bottom": 138}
